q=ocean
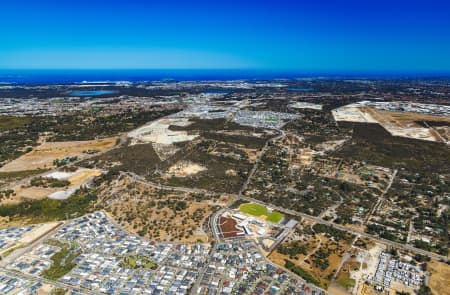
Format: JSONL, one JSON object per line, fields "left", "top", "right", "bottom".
{"left": 0, "top": 69, "right": 304, "bottom": 84}
{"left": 0, "top": 69, "right": 448, "bottom": 84}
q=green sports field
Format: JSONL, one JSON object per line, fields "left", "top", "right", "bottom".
{"left": 240, "top": 203, "right": 267, "bottom": 216}
{"left": 239, "top": 203, "right": 284, "bottom": 224}
{"left": 267, "top": 211, "right": 284, "bottom": 223}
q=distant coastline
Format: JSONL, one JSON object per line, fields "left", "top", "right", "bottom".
{"left": 0, "top": 69, "right": 449, "bottom": 84}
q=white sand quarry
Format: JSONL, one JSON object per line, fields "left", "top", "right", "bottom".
{"left": 128, "top": 118, "right": 198, "bottom": 145}
{"left": 128, "top": 117, "right": 200, "bottom": 160}
{"left": 46, "top": 168, "right": 101, "bottom": 200}
{"left": 48, "top": 188, "right": 78, "bottom": 200}
{"left": 289, "top": 101, "right": 323, "bottom": 110}
{"left": 332, "top": 106, "right": 377, "bottom": 123}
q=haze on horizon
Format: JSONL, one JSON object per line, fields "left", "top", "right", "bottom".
{"left": 1, "top": 0, "right": 450, "bottom": 73}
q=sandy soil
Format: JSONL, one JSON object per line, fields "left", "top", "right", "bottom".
{"left": 376, "top": 109, "right": 450, "bottom": 126}
{"left": 242, "top": 148, "right": 260, "bottom": 163}
{"left": 269, "top": 233, "right": 351, "bottom": 289}
{"left": 328, "top": 283, "right": 351, "bottom": 295}
{"left": 0, "top": 137, "right": 116, "bottom": 172}
{"left": 20, "top": 222, "right": 60, "bottom": 244}
{"left": 68, "top": 169, "right": 102, "bottom": 186}
{"left": 435, "top": 126, "right": 450, "bottom": 142}
{"left": 317, "top": 140, "right": 347, "bottom": 153}
{"left": 6, "top": 186, "right": 55, "bottom": 204}
{"left": 225, "top": 169, "right": 237, "bottom": 176}
{"left": 0, "top": 222, "right": 60, "bottom": 256}
{"left": 217, "top": 130, "right": 266, "bottom": 136}
{"left": 296, "top": 148, "right": 314, "bottom": 167}
{"left": 37, "top": 284, "right": 57, "bottom": 295}
{"left": 332, "top": 107, "right": 378, "bottom": 123}
{"left": 5, "top": 168, "right": 102, "bottom": 203}
{"left": 128, "top": 118, "right": 198, "bottom": 145}
{"left": 428, "top": 260, "right": 450, "bottom": 295}
{"left": 166, "top": 161, "right": 207, "bottom": 177}
{"left": 128, "top": 117, "right": 199, "bottom": 161}
{"left": 333, "top": 104, "right": 450, "bottom": 142}
{"left": 353, "top": 243, "right": 385, "bottom": 295}
{"left": 290, "top": 102, "right": 323, "bottom": 110}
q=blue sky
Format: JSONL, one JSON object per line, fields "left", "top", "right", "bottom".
{"left": 1, "top": 0, "right": 450, "bottom": 73}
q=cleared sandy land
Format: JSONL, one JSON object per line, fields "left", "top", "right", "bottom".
{"left": 332, "top": 107, "right": 378, "bottom": 123}
{"left": 166, "top": 161, "right": 207, "bottom": 177}
{"left": 8, "top": 168, "right": 102, "bottom": 203}
{"left": 37, "top": 284, "right": 56, "bottom": 295}
{"left": 327, "top": 284, "right": 351, "bottom": 295}
{"left": 20, "top": 222, "right": 60, "bottom": 244}
{"left": 48, "top": 169, "right": 102, "bottom": 200}
{"left": 128, "top": 117, "right": 199, "bottom": 160}
{"left": 333, "top": 104, "right": 450, "bottom": 142}
{"left": 289, "top": 101, "right": 323, "bottom": 110}
{"left": 428, "top": 260, "right": 450, "bottom": 295}
{"left": 0, "top": 137, "right": 116, "bottom": 172}
{"left": 128, "top": 118, "right": 198, "bottom": 145}
{"left": 68, "top": 169, "right": 102, "bottom": 186}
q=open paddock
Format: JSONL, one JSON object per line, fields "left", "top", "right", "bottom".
{"left": 0, "top": 138, "right": 116, "bottom": 172}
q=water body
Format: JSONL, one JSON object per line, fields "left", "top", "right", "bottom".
{"left": 287, "top": 87, "right": 315, "bottom": 92}
{"left": 0, "top": 69, "right": 447, "bottom": 84}
{"left": 202, "top": 89, "right": 233, "bottom": 94}
{"left": 68, "top": 90, "right": 116, "bottom": 96}
{"left": 0, "top": 70, "right": 304, "bottom": 84}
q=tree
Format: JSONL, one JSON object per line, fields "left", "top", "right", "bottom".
{"left": 417, "top": 285, "right": 432, "bottom": 295}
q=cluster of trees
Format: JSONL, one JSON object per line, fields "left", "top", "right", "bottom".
{"left": 0, "top": 116, "right": 38, "bottom": 165}
{"left": 366, "top": 223, "right": 406, "bottom": 243}
{"left": 284, "top": 260, "right": 321, "bottom": 287}
{"left": 312, "top": 224, "right": 351, "bottom": 242}
{"left": 284, "top": 111, "right": 352, "bottom": 145}
{"left": 277, "top": 241, "right": 307, "bottom": 258}
{"left": 0, "top": 191, "right": 97, "bottom": 222}
{"left": 47, "top": 109, "right": 179, "bottom": 141}
{"left": 312, "top": 248, "right": 331, "bottom": 271}
{"left": 53, "top": 156, "right": 78, "bottom": 167}
{"left": 41, "top": 245, "right": 80, "bottom": 280}
{"left": 30, "top": 177, "right": 70, "bottom": 188}
{"left": 0, "top": 189, "right": 15, "bottom": 200}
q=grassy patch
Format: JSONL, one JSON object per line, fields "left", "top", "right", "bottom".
{"left": 41, "top": 245, "right": 80, "bottom": 280}
{"left": 30, "top": 177, "right": 70, "bottom": 188}
{"left": 120, "top": 255, "right": 158, "bottom": 270}
{"left": 240, "top": 203, "right": 284, "bottom": 223}
{"left": 337, "top": 276, "right": 355, "bottom": 289}
{"left": 240, "top": 203, "right": 267, "bottom": 216}
{"left": 0, "top": 169, "right": 50, "bottom": 180}
{"left": 1, "top": 244, "right": 23, "bottom": 257}
{"left": 284, "top": 259, "right": 322, "bottom": 287}
{"left": 0, "top": 116, "right": 31, "bottom": 130}
{"left": 267, "top": 211, "right": 284, "bottom": 223}
{"left": 51, "top": 288, "right": 67, "bottom": 295}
